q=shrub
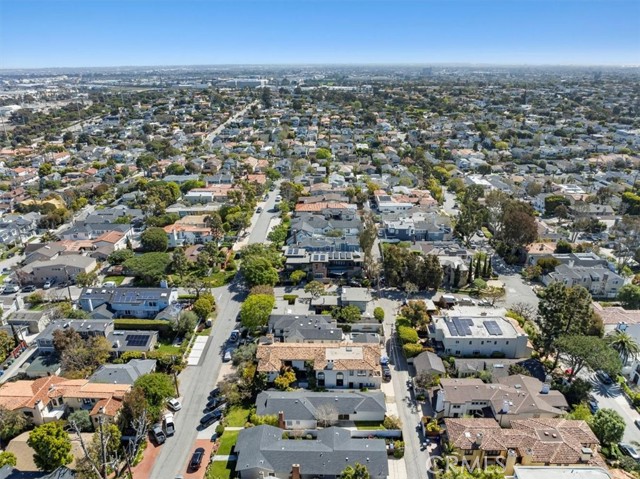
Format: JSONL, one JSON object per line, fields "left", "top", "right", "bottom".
{"left": 374, "top": 307, "right": 385, "bottom": 322}
{"left": 114, "top": 319, "right": 172, "bottom": 335}
{"left": 383, "top": 415, "right": 402, "bottom": 429}
{"left": 403, "top": 343, "right": 423, "bottom": 358}
{"left": 396, "top": 316, "right": 411, "bottom": 328}
{"left": 397, "top": 325, "right": 419, "bottom": 344}
{"left": 215, "top": 424, "right": 225, "bottom": 435}
{"left": 393, "top": 440, "right": 405, "bottom": 458}
{"left": 283, "top": 294, "right": 298, "bottom": 305}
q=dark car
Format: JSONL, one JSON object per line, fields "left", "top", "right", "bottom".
{"left": 382, "top": 365, "right": 391, "bottom": 381}
{"left": 189, "top": 447, "right": 205, "bottom": 471}
{"left": 596, "top": 371, "right": 613, "bottom": 385}
{"left": 204, "top": 397, "right": 226, "bottom": 412}
{"left": 21, "top": 285, "right": 36, "bottom": 293}
{"left": 588, "top": 399, "right": 599, "bottom": 414}
{"left": 200, "top": 409, "right": 223, "bottom": 427}
{"left": 209, "top": 387, "right": 220, "bottom": 399}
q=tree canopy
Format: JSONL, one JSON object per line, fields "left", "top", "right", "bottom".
{"left": 134, "top": 373, "right": 176, "bottom": 421}
{"left": 141, "top": 227, "right": 169, "bottom": 252}
{"left": 123, "top": 252, "right": 171, "bottom": 285}
{"left": 240, "top": 294, "right": 276, "bottom": 330}
{"left": 555, "top": 335, "right": 621, "bottom": 379}
{"left": 28, "top": 422, "right": 73, "bottom": 472}
{"left": 591, "top": 408, "right": 626, "bottom": 446}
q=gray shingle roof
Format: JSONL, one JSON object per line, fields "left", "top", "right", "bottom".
{"left": 89, "top": 359, "right": 156, "bottom": 385}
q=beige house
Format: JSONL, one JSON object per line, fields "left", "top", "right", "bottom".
{"left": 20, "top": 255, "right": 97, "bottom": 286}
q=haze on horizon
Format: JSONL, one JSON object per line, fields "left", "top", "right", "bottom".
{"left": 1, "top": 0, "right": 639, "bottom": 69}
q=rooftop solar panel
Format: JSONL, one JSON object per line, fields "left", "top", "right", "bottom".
{"left": 445, "top": 319, "right": 458, "bottom": 336}
{"left": 484, "top": 320, "right": 503, "bottom": 336}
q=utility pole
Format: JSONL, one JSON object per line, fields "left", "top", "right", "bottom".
{"left": 171, "top": 355, "right": 180, "bottom": 396}
{"left": 98, "top": 407, "right": 108, "bottom": 479}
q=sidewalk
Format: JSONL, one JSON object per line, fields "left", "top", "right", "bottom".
{"left": 0, "top": 346, "right": 37, "bottom": 384}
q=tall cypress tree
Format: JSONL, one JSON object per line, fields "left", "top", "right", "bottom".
{"left": 475, "top": 256, "right": 482, "bottom": 280}
{"left": 468, "top": 258, "right": 474, "bottom": 284}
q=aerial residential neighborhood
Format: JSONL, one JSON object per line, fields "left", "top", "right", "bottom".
{"left": 0, "top": 24, "right": 639, "bottom": 479}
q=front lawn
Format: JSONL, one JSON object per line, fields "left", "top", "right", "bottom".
{"left": 207, "top": 459, "right": 236, "bottom": 479}
{"left": 225, "top": 406, "right": 250, "bottom": 427}
{"left": 103, "top": 275, "right": 125, "bottom": 286}
{"left": 355, "top": 421, "right": 386, "bottom": 430}
{"left": 217, "top": 430, "right": 240, "bottom": 456}
{"left": 206, "top": 270, "right": 236, "bottom": 288}
{"left": 155, "top": 340, "right": 181, "bottom": 355}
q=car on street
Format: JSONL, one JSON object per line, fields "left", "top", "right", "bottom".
{"left": 21, "top": 285, "right": 36, "bottom": 293}
{"left": 619, "top": 443, "right": 640, "bottom": 461}
{"left": 635, "top": 418, "right": 640, "bottom": 429}
{"left": 223, "top": 349, "right": 232, "bottom": 362}
{"left": 188, "top": 447, "right": 205, "bottom": 471}
{"left": 256, "top": 206, "right": 263, "bottom": 213}
{"left": 167, "top": 398, "right": 182, "bottom": 411}
{"left": 588, "top": 399, "right": 599, "bottom": 414}
{"left": 382, "top": 364, "right": 391, "bottom": 381}
{"left": 204, "top": 396, "right": 226, "bottom": 412}
{"left": 275, "top": 195, "right": 282, "bottom": 202}
{"left": 209, "top": 387, "right": 220, "bottom": 398}
{"left": 200, "top": 409, "right": 223, "bottom": 427}
{"left": 2, "top": 284, "right": 19, "bottom": 294}
{"left": 151, "top": 424, "right": 166, "bottom": 445}
{"left": 595, "top": 371, "right": 613, "bottom": 385}
{"left": 43, "top": 279, "right": 54, "bottom": 290}
{"left": 163, "top": 413, "right": 175, "bottom": 436}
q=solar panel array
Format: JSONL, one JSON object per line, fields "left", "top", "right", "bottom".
{"left": 445, "top": 318, "right": 473, "bottom": 337}
{"left": 125, "top": 334, "right": 149, "bottom": 347}
{"left": 328, "top": 252, "right": 353, "bottom": 260}
{"left": 483, "top": 320, "right": 503, "bottom": 336}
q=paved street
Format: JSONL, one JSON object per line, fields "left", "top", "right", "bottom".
{"left": 587, "top": 373, "right": 640, "bottom": 444}
{"left": 378, "top": 296, "right": 431, "bottom": 479}
{"left": 150, "top": 188, "right": 280, "bottom": 479}
{"left": 206, "top": 101, "right": 258, "bottom": 143}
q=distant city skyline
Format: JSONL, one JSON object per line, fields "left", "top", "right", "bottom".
{"left": 1, "top": 0, "right": 639, "bottom": 69}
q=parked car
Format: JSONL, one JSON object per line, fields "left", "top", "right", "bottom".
{"left": 635, "top": 418, "right": 640, "bottom": 429}
{"left": 209, "top": 387, "right": 220, "bottom": 399}
{"left": 619, "top": 443, "right": 640, "bottom": 461}
{"left": 256, "top": 207, "right": 263, "bottom": 213}
{"left": 205, "top": 396, "right": 226, "bottom": 412}
{"left": 43, "top": 279, "right": 54, "bottom": 290}
{"left": 275, "top": 195, "right": 282, "bottom": 202}
{"left": 200, "top": 409, "right": 223, "bottom": 427}
{"left": 163, "top": 413, "right": 175, "bottom": 436}
{"left": 21, "top": 285, "right": 36, "bottom": 293}
{"left": 588, "top": 399, "right": 599, "bottom": 414}
{"left": 188, "top": 447, "right": 205, "bottom": 471}
{"left": 223, "top": 349, "right": 232, "bottom": 362}
{"left": 151, "top": 424, "right": 166, "bottom": 445}
{"left": 382, "top": 364, "right": 391, "bottom": 381}
{"left": 595, "top": 371, "right": 613, "bottom": 385}
{"left": 2, "top": 284, "right": 19, "bottom": 294}
{"left": 167, "top": 398, "right": 182, "bottom": 412}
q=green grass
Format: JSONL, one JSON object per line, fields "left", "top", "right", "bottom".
{"left": 225, "top": 407, "right": 250, "bottom": 427}
{"left": 217, "top": 430, "right": 240, "bottom": 456}
{"left": 155, "top": 341, "right": 181, "bottom": 355}
{"left": 0, "top": 274, "right": 6, "bottom": 283}
{"left": 206, "top": 270, "right": 236, "bottom": 288}
{"left": 197, "top": 327, "right": 212, "bottom": 336}
{"left": 481, "top": 227, "right": 493, "bottom": 239}
{"left": 207, "top": 459, "right": 236, "bottom": 479}
{"left": 355, "top": 421, "right": 386, "bottom": 430}
{"left": 29, "top": 304, "right": 46, "bottom": 311}
{"left": 103, "top": 275, "right": 125, "bottom": 285}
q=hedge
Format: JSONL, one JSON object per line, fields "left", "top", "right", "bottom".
{"left": 114, "top": 319, "right": 173, "bottom": 335}
{"left": 283, "top": 294, "right": 298, "bottom": 305}
{"left": 397, "top": 325, "right": 419, "bottom": 345}
{"left": 403, "top": 343, "right": 424, "bottom": 358}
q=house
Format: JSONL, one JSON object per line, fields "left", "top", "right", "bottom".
{"left": 35, "top": 319, "right": 158, "bottom": 354}
{"left": 282, "top": 247, "right": 364, "bottom": 281}
{"left": 268, "top": 314, "right": 342, "bottom": 343}
{"left": 19, "top": 255, "right": 97, "bottom": 287}
{"left": 256, "top": 342, "right": 382, "bottom": 389}
{"left": 255, "top": 390, "right": 386, "bottom": 429}
{"left": 60, "top": 223, "right": 132, "bottom": 241}
{"left": 412, "top": 351, "right": 446, "bottom": 377}
{"left": 512, "top": 466, "right": 612, "bottom": 479}
{"left": 0, "top": 375, "right": 129, "bottom": 426}
{"left": 235, "top": 426, "right": 389, "bottom": 479}
{"left": 340, "top": 287, "right": 372, "bottom": 312}
{"left": 89, "top": 359, "right": 156, "bottom": 385}
{"left": 444, "top": 417, "right": 603, "bottom": 474}
{"left": 78, "top": 287, "right": 179, "bottom": 319}
{"left": 434, "top": 375, "right": 568, "bottom": 426}
{"left": 430, "top": 315, "right": 530, "bottom": 359}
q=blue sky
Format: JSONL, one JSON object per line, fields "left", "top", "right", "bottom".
{"left": 1, "top": 0, "right": 638, "bottom": 68}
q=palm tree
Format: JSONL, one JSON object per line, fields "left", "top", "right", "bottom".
{"left": 606, "top": 330, "right": 640, "bottom": 366}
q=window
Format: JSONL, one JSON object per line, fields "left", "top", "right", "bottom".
{"left": 357, "top": 370, "right": 366, "bottom": 376}
{"left": 469, "top": 341, "right": 472, "bottom": 345}
{"left": 336, "top": 372, "right": 344, "bottom": 387}
{"left": 349, "top": 370, "right": 354, "bottom": 376}
{"left": 338, "top": 414, "right": 349, "bottom": 420}
{"left": 317, "top": 372, "right": 325, "bottom": 387}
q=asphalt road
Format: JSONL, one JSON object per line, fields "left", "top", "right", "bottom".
{"left": 151, "top": 187, "right": 280, "bottom": 479}
{"left": 205, "top": 101, "right": 258, "bottom": 143}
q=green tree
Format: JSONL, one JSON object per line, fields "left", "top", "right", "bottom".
{"left": 67, "top": 410, "right": 92, "bottom": 432}
{"left": 304, "top": 280, "right": 325, "bottom": 298}
{"left": 0, "top": 451, "right": 17, "bottom": 467}
{"left": 289, "top": 270, "right": 307, "bottom": 285}
{"left": 171, "top": 247, "right": 189, "bottom": 280}
{"left": 337, "top": 305, "right": 362, "bottom": 323}
{"left": 606, "top": 330, "right": 640, "bottom": 366}
{"left": 274, "top": 368, "right": 296, "bottom": 390}
{"left": 28, "top": 422, "right": 73, "bottom": 472}
{"left": 591, "top": 408, "right": 626, "bottom": 446}
{"left": 140, "top": 227, "right": 168, "bottom": 252}
{"left": 38, "top": 163, "right": 53, "bottom": 177}
{"left": 359, "top": 213, "right": 377, "bottom": 257}
{"left": 400, "top": 301, "right": 430, "bottom": 329}
{"left": 316, "top": 148, "right": 332, "bottom": 160}
{"left": 240, "top": 294, "right": 276, "bottom": 330}
{"left": 123, "top": 252, "right": 172, "bottom": 285}
{"left": 0, "top": 331, "right": 16, "bottom": 364}
{"left": 397, "top": 325, "right": 419, "bottom": 344}
{"left": 537, "top": 283, "right": 596, "bottom": 358}
{"left": 192, "top": 297, "right": 214, "bottom": 321}
{"left": 567, "top": 403, "right": 593, "bottom": 422}
{"left": 0, "top": 406, "right": 27, "bottom": 442}
{"left": 174, "top": 311, "right": 198, "bottom": 338}
{"left": 373, "top": 307, "right": 385, "bottom": 322}
{"left": 75, "top": 271, "right": 98, "bottom": 287}
{"left": 341, "top": 462, "right": 370, "bottom": 479}
{"left": 107, "top": 249, "right": 134, "bottom": 265}
{"left": 555, "top": 335, "right": 621, "bottom": 380}
{"left": 241, "top": 256, "right": 279, "bottom": 287}
{"left": 134, "top": 373, "right": 176, "bottom": 421}
{"left": 545, "top": 195, "right": 571, "bottom": 216}
{"left": 618, "top": 284, "right": 640, "bottom": 309}
{"left": 555, "top": 240, "right": 573, "bottom": 254}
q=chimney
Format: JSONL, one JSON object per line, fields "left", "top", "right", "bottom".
{"left": 474, "top": 433, "right": 483, "bottom": 448}
{"left": 434, "top": 388, "right": 445, "bottom": 413}
{"left": 541, "top": 382, "right": 550, "bottom": 394}
{"left": 580, "top": 447, "right": 593, "bottom": 462}
{"left": 291, "top": 464, "right": 301, "bottom": 479}
{"left": 278, "top": 411, "right": 285, "bottom": 429}
{"left": 521, "top": 448, "right": 533, "bottom": 465}
{"left": 502, "top": 399, "right": 510, "bottom": 414}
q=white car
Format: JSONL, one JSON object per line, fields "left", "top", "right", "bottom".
{"left": 43, "top": 280, "right": 53, "bottom": 289}
{"left": 167, "top": 398, "right": 182, "bottom": 411}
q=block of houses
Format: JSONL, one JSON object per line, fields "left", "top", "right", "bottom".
{"left": 256, "top": 342, "right": 382, "bottom": 389}
{"left": 235, "top": 426, "right": 389, "bottom": 479}
{"left": 434, "top": 375, "right": 568, "bottom": 426}
{"left": 0, "top": 376, "right": 129, "bottom": 427}
{"left": 78, "top": 287, "right": 179, "bottom": 319}
{"left": 443, "top": 417, "right": 603, "bottom": 474}
{"left": 268, "top": 314, "right": 342, "bottom": 343}
{"left": 255, "top": 390, "right": 386, "bottom": 429}
{"left": 430, "top": 315, "right": 531, "bottom": 359}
